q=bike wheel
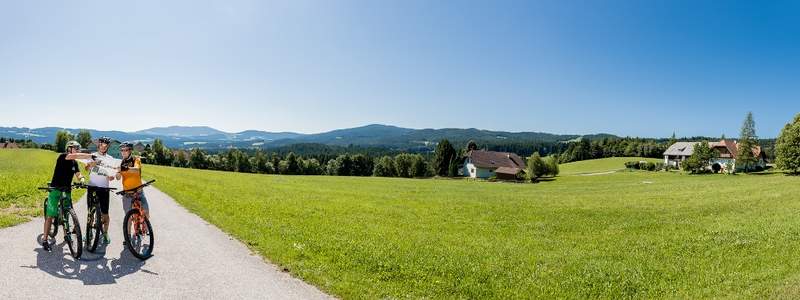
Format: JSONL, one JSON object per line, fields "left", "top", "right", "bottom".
{"left": 123, "top": 209, "right": 154, "bottom": 260}
{"left": 86, "top": 206, "right": 102, "bottom": 253}
{"left": 63, "top": 209, "right": 83, "bottom": 259}
{"left": 43, "top": 198, "right": 57, "bottom": 238}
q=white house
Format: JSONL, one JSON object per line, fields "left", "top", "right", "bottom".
{"left": 663, "top": 139, "right": 767, "bottom": 171}
{"left": 462, "top": 150, "right": 526, "bottom": 179}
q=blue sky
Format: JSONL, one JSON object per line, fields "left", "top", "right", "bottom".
{"left": 1, "top": 1, "right": 798, "bottom": 138}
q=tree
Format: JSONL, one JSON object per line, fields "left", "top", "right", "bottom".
{"left": 283, "top": 152, "right": 301, "bottom": 175}
{"left": 669, "top": 132, "right": 677, "bottom": 145}
{"left": 152, "top": 139, "right": 172, "bottom": 166}
{"left": 433, "top": 139, "right": 456, "bottom": 176}
{"left": 303, "top": 158, "right": 323, "bottom": 175}
{"left": 329, "top": 154, "right": 353, "bottom": 176}
{"left": 373, "top": 156, "right": 396, "bottom": 177}
{"left": 172, "top": 151, "right": 189, "bottom": 168}
{"left": 466, "top": 140, "right": 478, "bottom": 152}
{"left": 54, "top": 130, "right": 73, "bottom": 152}
{"left": 394, "top": 153, "right": 415, "bottom": 178}
{"left": 77, "top": 129, "right": 92, "bottom": 148}
{"left": 189, "top": 148, "right": 208, "bottom": 169}
{"left": 526, "top": 152, "right": 547, "bottom": 182}
{"left": 683, "top": 141, "right": 716, "bottom": 174}
{"left": 271, "top": 154, "right": 282, "bottom": 174}
{"left": 253, "top": 150, "right": 270, "bottom": 173}
{"left": 351, "top": 154, "right": 373, "bottom": 176}
{"left": 776, "top": 113, "right": 800, "bottom": 174}
{"left": 737, "top": 112, "right": 758, "bottom": 172}
{"left": 447, "top": 156, "right": 459, "bottom": 177}
{"left": 410, "top": 155, "right": 430, "bottom": 178}
{"left": 544, "top": 155, "right": 560, "bottom": 177}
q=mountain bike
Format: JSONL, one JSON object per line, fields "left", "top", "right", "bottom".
{"left": 39, "top": 183, "right": 86, "bottom": 259}
{"left": 117, "top": 179, "right": 155, "bottom": 260}
{"left": 85, "top": 185, "right": 116, "bottom": 253}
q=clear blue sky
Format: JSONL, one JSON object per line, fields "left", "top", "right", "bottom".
{"left": 1, "top": 0, "right": 798, "bottom": 138}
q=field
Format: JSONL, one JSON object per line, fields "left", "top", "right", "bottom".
{"left": 0, "top": 149, "right": 86, "bottom": 228}
{"left": 141, "top": 158, "right": 800, "bottom": 299}
{"left": 559, "top": 157, "right": 664, "bottom": 175}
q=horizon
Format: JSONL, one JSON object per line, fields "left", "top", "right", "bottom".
{"left": 0, "top": 122, "right": 782, "bottom": 140}
{"left": 2, "top": 1, "right": 799, "bottom": 138}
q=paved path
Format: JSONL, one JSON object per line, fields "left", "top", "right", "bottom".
{"left": 0, "top": 183, "right": 332, "bottom": 300}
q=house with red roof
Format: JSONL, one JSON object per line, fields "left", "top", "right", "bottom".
{"left": 462, "top": 150, "right": 526, "bottom": 179}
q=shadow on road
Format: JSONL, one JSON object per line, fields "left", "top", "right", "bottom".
{"left": 20, "top": 234, "right": 157, "bottom": 285}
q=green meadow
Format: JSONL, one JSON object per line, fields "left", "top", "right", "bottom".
{"left": 144, "top": 158, "right": 800, "bottom": 299}
{"left": 559, "top": 156, "right": 663, "bottom": 175}
{"left": 4, "top": 150, "right": 800, "bottom": 298}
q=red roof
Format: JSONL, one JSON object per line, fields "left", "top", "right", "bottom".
{"left": 466, "top": 150, "right": 526, "bottom": 169}
{"left": 709, "top": 139, "right": 763, "bottom": 159}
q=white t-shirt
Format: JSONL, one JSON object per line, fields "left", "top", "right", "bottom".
{"left": 85, "top": 152, "right": 121, "bottom": 188}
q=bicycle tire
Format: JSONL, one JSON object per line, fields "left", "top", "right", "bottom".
{"left": 64, "top": 209, "right": 83, "bottom": 259}
{"left": 123, "top": 209, "right": 154, "bottom": 260}
{"left": 86, "top": 206, "right": 102, "bottom": 253}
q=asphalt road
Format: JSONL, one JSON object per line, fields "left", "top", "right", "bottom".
{"left": 0, "top": 183, "right": 332, "bottom": 299}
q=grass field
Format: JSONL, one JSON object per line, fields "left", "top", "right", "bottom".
{"left": 0, "top": 149, "right": 86, "bottom": 228}
{"left": 559, "top": 157, "right": 664, "bottom": 175}
{"left": 140, "top": 158, "right": 800, "bottom": 299}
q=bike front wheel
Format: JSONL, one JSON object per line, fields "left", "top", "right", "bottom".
{"left": 86, "top": 206, "right": 102, "bottom": 253}
{"left": 123, "top": 209, "right": 154, "bottom": 260}
{"left": 63, "top": 209, "right": 83, "bottom": 259}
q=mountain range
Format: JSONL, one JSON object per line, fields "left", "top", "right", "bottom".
{"left": 0, "top": 124, "right": 618, "bottom": 150}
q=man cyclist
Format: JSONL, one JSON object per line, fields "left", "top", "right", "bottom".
{"left": 42, "top": 140, "right": 95, "bottom": 251}
{"left": 84, "top": 136, "right": 116, "bottom": 244}
{"left": 116, "top": 142, "right": 150, "bottom": 221}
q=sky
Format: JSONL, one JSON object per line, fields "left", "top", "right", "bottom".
{"left": 1, "top": 0, "right": 799, "bottom": 138}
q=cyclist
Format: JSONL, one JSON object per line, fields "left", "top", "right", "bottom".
{"left": 84, "top": 136, "right": 116, "bottom": 244}
{"left": 116, "top": 142, "right": 150, "bottom": 220}
{"left": 42, "top": 140, "right": 95, "bottom": 251}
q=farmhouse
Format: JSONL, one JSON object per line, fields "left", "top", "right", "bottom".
{"left": 0, "top": 142, "right": 19, "bottom": 149}
{"left": 663, "top": 139, "right": 766, "bottom": 171}
{"left": 462, "top": 150, "right": 526, "bottom": 179}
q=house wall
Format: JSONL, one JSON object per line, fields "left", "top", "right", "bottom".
{"left": 463, "top": 162, "right": 494, "bottom": 178}
{"left": 664, "top": 155, "right": 687, "bottom": 167}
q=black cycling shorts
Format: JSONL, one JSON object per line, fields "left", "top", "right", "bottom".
{"left": 87, "top": 186, "right": 111, "bottom": 215}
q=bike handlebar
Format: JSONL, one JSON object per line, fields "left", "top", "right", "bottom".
{"left": 116, "top": 179, "right": 156, "bottom": 195}
{"left": 38, "top": 183, "right": 88, "bottom": 191}
{"left": 85, "top": 185, "right": 117, "bottom": 191}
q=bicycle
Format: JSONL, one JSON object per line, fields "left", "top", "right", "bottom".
{"left": 85, "top": 185, "right": 116, "bottom": 253}
{"left": 117, "top": 179, "right": 155, "bottom": 260}
{"left": 39, "top": 183, "right": 86, "bottom": 259}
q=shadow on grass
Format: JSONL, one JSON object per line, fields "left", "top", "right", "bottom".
{"left": 21, "top": 234, "right": 157, "bottom": 285}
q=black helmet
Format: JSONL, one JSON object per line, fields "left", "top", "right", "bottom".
{"left": 120, "top": 142, "right": 134, "bottom": 150}
{"left": 98, "top": 136, "right": 111, "bottom": 144}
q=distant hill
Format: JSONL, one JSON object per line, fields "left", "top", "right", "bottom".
{"left": 0, "top": 124, "right": 620, "bottom": 151}
{"left": 134, "top": 126, "right": 227, "bottom": 137}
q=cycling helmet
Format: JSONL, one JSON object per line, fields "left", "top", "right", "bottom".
{"left": 97, "top": 136, "right": 112, "bottom": 144}
{"left": 120, "top": 142, "right": 134, "bottom": 150}
{"left": 66, "top": 140, "right": 81, "bottom": 149}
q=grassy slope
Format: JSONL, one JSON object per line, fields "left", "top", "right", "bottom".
{"left": 145, "top": 161, "right": 800, "bottom": 299}
{"left": 559, "top": 157, "right": 664, "bottom": 175}
{"left": 0, "top": 149, "right": 86, "bottom": 228}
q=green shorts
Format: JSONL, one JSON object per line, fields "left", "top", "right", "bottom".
{"left": 45, "top": 189, "right": 72, "bottom": 218}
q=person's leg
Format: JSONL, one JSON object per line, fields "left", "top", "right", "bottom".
{"left": 139, "top": 192, "right": 150, "bottom": 219}
{"left": 122, "top": 194, "right": 132, "bottom": 214}
{"left": 42, "top": 190, "right": 59, "bottom": 249}
{"left": 99, "top": 190, "right": 110, "bottom": 233}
